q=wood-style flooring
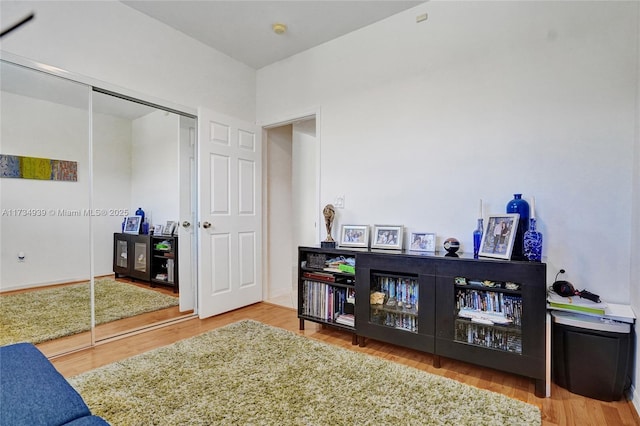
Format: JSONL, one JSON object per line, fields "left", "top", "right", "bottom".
{"left": 50, "top": 303, "right": 639, "bottom": 426}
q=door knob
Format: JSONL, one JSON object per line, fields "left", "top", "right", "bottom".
{"left": 202, "top": 221, "right": 212, "bottom": 229}
{"left": 182, "top": 221, "right": 191, "bottom": 228}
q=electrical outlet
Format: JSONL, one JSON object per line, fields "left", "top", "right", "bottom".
{"left": 334, "top": 195, "right": 345, "bottom": 209}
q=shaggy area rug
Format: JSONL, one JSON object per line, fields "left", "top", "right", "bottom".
{"left": 0, "top": 278, "right": 178, "bottom": 346}
{"left": 69, "top": 320, "right": 541, "bottom": 425}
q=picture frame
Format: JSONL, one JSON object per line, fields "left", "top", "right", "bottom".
{"left": 164, "top": 221, "right": 177, "bottom": 235}
{"left": 153, "top": 224, "right": 163, "bottom": 235}
{"left": 479, "top": 214, "right": 520, "bottom": 259}
{"left": 371, "top": 225, "right": 404, "bottom": 250}
{"left": 408, "top": 232, "right": 436, "bottom": 253}
{"left": 123, "top": 216, "right": 142, "bottom": 234}
{"left": 339, "top": 225, "right": 370, "bottom": 248}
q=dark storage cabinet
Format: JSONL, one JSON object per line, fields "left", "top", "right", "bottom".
{"left": 435, "top": 257, "right": 547, "bottom": 397}
{"left": 150, "top": 235, "right": 179, "bottom": 293}
{"left": 113, "top": 233, "right": 151, "bottom": 281}
{"left": 298, "top": 246, "right": 548, "bottom": 397}
{"left": 298, "top": 246, "right": 357, "bottom": 343}
{"left": 356, "top": 252, "right": 436, "bottom": 353}
{"left": 113, "top": 232, "right": 179, "bottom": 292}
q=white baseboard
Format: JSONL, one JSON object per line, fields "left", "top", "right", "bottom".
{"left": 629, "top": 383, "right": 639, "bottom": 413}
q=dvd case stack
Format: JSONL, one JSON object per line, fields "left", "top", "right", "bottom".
{"left": 454, "top": 319, "right": 522, "bottom": 353}
{"left": 301, "top": 280, "right": 355, "bottom": 327}
{"left": 369, "top": 274, "right": 419, "bottom": 333}
{"left": 455, "top": 289, "right": 522, "bottom": 326}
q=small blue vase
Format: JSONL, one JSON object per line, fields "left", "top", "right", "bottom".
{"left": 506, "top": 194, "right": 529, "bottom": 260}
{"left": 523, "top": 218, "right": 543, "bottom": 261}
{"left": 473, "top": 218, "right": 484, "bottom": 258}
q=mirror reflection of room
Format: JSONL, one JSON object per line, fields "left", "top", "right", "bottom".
{"left": 0, "top": 61, "right": 196, "bottom": 357}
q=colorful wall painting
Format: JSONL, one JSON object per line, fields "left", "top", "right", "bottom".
{"left": 0, "top": 154, "right": 77, "bottom": 181}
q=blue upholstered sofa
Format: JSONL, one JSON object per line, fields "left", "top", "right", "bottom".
{"left": 0, "top": 342, "right": 109, "bottom": 425}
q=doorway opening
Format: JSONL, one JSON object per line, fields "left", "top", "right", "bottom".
{"left": 264, "top": 117, "right": 319, "bottom": 310}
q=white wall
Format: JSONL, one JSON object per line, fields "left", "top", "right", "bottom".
{"left": 292, "top": 119, "right": 318, "bottom": 246}
{"left": 266, "top": 125, "right": 293, "bottom": 300}
{"left": 257, "top": 1, "right": 639, "bottom": 304}
{"left": 130, "top": 110, "right": 180, "bottom": 227}
{"left": 92, "top": 112, "right": 133, "bottom": 277}
{"left": 0, "top": 1, "right": 255, "bottom": 121}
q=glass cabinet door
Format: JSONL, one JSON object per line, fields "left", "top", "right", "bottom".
{"left": 370, "top": 273, "right": 419, "bottom": 333}
{"left": 133, "top": 242, "right": 148, "bottom": 273}
{"left": 115, "top": 239, "right": 128, "bottom": 269}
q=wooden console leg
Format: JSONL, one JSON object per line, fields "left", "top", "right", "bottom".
{"left": 299, "top": 319, "right": 305, "bottom": 331}
{"left": 352, "top": 334, "right": 358, "bottom": 345}
{"left": 359, "top": 337, "right": 366, "bottom": 347}
{"left": 433, "top": 355, "right": 441, "bottom": 368}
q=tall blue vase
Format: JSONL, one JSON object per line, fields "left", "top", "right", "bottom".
{"left": 473, "top": 218, "right": 484, "bottom": 258}
{"left": 506, "top": 194, "right": 529, "bottom": 260}
{"left": 523, "top": 218, "right": 543, "bottom": 261}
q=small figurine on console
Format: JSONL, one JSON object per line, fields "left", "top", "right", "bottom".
{"left": 322, "top": 204, "right": 336, "bottom": 248}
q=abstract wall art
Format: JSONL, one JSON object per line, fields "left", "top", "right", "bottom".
{"left": 0, "top": 154, "right": 77, "bottom": 181}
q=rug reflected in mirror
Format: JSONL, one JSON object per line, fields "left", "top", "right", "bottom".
{"left": 0, "top": 278, "right": 179, "bottom": 346}
{"left": 69, "top": 320, "right": 541, "bottom": 425}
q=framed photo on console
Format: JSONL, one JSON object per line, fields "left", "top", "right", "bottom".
{"left": 123, "top": 216, "right": 141, "bottom": 234}
{"left": 408, "top": 232, "right": 436, "bottom": 253}
{"left": 164, "top": 221, "right": 177, "bottom": 235}
{"left": 372, "top": 225, "right": 404, "bottom": 250}
{"left": 340, "top": 225, "right": 369, "bottom": 248}
{"left": 479, "top": 214, "right": 519, "bottom": 259}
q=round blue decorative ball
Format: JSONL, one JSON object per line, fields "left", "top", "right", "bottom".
{"left": 443, "top": 238, "right": 460, "bottom": 254}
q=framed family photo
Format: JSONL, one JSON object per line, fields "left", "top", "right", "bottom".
{"left": 479, "top": 214, "right": 519, "bottom": 259}
{"left": 371, "top": 225, "right": 404, "bottom": 250}
{"left": 123, "top": 216, "right": 142, "bottom": 234}
{"left": 408, "top": 232, "right": 436, "bottom": 253}
{"left": 340, "top": 225, "right": 369, "bottom": 248}
{"left": 164, "top": 221, "right": 177, "bottom": 235}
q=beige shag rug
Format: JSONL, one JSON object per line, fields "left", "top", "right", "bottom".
{"left": 0, "top": 278, "right": 178, "bottom": 346}
{"left": 69, "top": 320, "right": 541, "bottom": 426}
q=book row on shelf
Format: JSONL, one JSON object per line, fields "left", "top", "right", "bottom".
{"left": 301, "top": 280, "right": 355, "bottom": 326}
{"left": 455, "top": 320, "right": 522, "bottom": 354}
{"left": 455, "top": 289, "right": 523, "bottom": 326}
{"left": 374, "top": 276, "right": 419, "bottom": 309}
{"left": 370, "top": 310, "right": 418, "bottom": 332}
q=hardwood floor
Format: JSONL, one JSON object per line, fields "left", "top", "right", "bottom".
{"left": 50, "top": 303, "right": 639, "bottom": 426}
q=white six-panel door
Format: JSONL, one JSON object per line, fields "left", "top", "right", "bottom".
{"left": 197, "top": 108, "right": 262, "bottom": 318}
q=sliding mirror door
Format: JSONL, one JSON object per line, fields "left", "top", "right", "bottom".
{"left": 0, "top": 60, "right": 92, "bottom": 356}
{"left": 91, "top": 91, "right": 196, "bottom": 341}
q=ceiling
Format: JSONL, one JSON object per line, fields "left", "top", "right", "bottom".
{"left": 121, "top": 1, "right": 425, "bottom": 70}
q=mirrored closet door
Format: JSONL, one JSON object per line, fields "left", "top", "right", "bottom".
{"left": 0, "top": 60, "right": 93, "bottom": 355}
{"left": 0, "top": 59, "right": 197, "bottom": 356}
{"left": 91, "top": 90, "right": 197, "bottom": 342}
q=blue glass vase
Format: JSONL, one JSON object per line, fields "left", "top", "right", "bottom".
{"left": 523, "top": 218, "right": 543, "bottom": 261}
{"left": 506, "top": 194, "right": 529, "bottom": 260}
{"left": 473, "top": 218, "right": 484, "bottom": 258}
{"left": 135, "top": 207, "right": 145, "bottom": 224}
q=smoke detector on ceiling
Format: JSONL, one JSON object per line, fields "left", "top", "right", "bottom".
{"left": 272, "top": 23, "right": 287, "bottom": 35}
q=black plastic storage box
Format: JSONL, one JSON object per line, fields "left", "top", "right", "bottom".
{"left": 552, "top": 311, "right": 633, "bottom": 401}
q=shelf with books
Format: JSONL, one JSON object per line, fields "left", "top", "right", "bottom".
{"left": 298, "top": 246, "right": 358, "bottom": 343}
